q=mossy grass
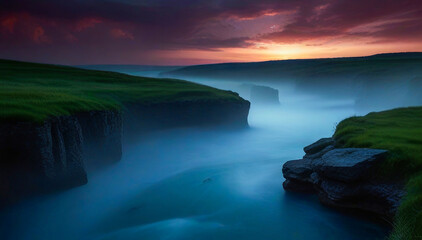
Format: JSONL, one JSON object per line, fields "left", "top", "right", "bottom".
{"left": 334, "top": 107, "right": 422, "bottom": 239}
{"left": 0, "top": 59, "right": 243, "bottom": 123}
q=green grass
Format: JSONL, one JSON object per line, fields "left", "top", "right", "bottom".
{"left": 334, "top": 107, "right": 422, "bottom": 239}
{"left": 0, "top": 59, "right": 243, "bottom": 123}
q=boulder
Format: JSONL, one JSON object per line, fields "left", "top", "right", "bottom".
{"left": 305, "top": 145, "right": 335, "bottom": 160}
{"left": 314, "top": 148, "right": 388, "bottom": 182}
{"left": 303, "top": 138, "right": 334, "bottom": 155}
{"left": 282, "top": 159, "right": 312, "bottom": 181}
{"left": 283, "top": 179, "right": 315, "bottom": 193}
{"left": 282, "top": 138, "right": 403, "bottom": 221}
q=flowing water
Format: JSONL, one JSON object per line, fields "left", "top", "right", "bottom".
{"left": 0, "top": 79, "right": 389, "bottom": 240}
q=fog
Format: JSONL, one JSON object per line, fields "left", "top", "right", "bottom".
{"left": 173, "top": 75, "right": 422, "bottom": 115}
{"left": 3, "top": 72, "right": 420, "bottom": 239}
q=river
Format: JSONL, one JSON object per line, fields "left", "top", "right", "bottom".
{"left": 0, "top": 79, "right": 388, "bottom": 240}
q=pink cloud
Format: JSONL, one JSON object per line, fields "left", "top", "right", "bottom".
{"left": 110, "top": 28, "right": 134, "bottom": 40}
{"left": 65, "top": 33, "right": 78, "bottom": 43}
{"left": 32, "top": 26, "right": 49, "bottom": 43}
{"left": 1, "top": 16, "right": 17, "bottom": 33}
{"left": 75, "top": 18, "right": 102, "bottom": 32}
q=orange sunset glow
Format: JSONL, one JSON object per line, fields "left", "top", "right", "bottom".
{"left": 1, "top": 0, "right": 421, "bottom": 65}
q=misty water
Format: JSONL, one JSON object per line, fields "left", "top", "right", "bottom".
{"left": 0, "top": 80, "right": 389, "bottom": 240}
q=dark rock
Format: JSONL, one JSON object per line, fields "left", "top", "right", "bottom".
{"left": 361, "top": 182, "right": 405, "bottom": 218}
{"left": 78, "top": 110, "right": 122, "bottom": 167}
{"left": 303, "top": 138, "right": 334, "bottom": 155}
{"left": 304, "top": 145, "right": 334, "bottom": 160}
{"left": 283, "top": 179, "right": 315, "bottom": 193}
{"left": 0, "top": 116, "right": 88, "bottom": 206}
{"left": 309, "top": 172, "right": 321, "bottom": 185}
{"left": 317, "top": 179, "right": 405, "bottom": 220}
{"left": 315, "top": 148, "right": 388, "bottom": 182}
{"left": 318, "top": 178, "right": 360, "bottom": 201}
{"left": 282, "top": 138, "right": 403, "bottom": 222}
{"left": 282, "top": 159, "right": 312, "bottom": 181}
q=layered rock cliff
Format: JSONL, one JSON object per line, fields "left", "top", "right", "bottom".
{"left": 78, "top": 110, "right": 122, "bottom": 168}
{"left": 0, "top": 99, "right": 250, "bottom": 206}
{"left": 0, "top": 116, "right": 87, "bottom": 206}
{"left": 282, "top": 138, "right": 405, "bottom": 222}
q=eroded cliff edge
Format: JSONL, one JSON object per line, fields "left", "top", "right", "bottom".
{"left": 282, "top": 138, "right": 405, "bottom": 222}
{"left": 0, "top": 99, "right": 250, "bottom": 206}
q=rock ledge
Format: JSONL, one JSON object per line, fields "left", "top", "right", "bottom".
{"left": 282, "top": 138, "right": 405, "bottom": 221}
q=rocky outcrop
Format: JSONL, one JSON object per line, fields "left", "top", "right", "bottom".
{"left": 0, "top": 98, "right": 250, "bottom": 206}
{"left": 303, "top": 137, "right": 334, "bottom": 155}
{"left": 282, "top": 138, "right": 405, "bottom": 221}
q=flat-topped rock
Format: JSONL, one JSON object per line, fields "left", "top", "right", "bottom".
{"left": 305, "top": 145, "right": 335, "bottom": 160}
{"left": 282, "top": 159, "right": 312, "bottom": 181}
{"left": 282, "top": 137, "right": 401, "bottom": 221}
{"left": 303, "top": 138, "right": 334, "bottom": 155}
{"left": 315, "top": 148, "right": 388, "bottom": 182}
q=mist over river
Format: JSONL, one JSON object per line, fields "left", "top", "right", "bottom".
{"left": 0, "top": 78, "right": 389, "bottom": 240}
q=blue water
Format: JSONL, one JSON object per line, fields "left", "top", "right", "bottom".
{"left": 0, "top": 86, "right": 388, "bottom": 240}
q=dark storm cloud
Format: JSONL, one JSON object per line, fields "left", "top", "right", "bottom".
{"left": 261, "top": 0, "right": 422, "bottom": 43}
{"left": 0, "top": 0, "right": 300, "bottom": 48}
{"left": 0, "top": 0, "right": 421, "bottom": 64}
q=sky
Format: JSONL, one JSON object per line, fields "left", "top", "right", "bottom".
{"left": 1, "top": 0, "right": 422, "bottom": 65}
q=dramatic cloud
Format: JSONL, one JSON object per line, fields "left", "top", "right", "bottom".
{"left": 0, "top": 0, "right": 421, "bottom": 64}
{"left": 261, "top": 0, "right": 422, "bottom": 44}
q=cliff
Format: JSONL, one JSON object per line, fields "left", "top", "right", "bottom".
{"left": 250, "top": 85, "right": 279, "bottom": 105}
{"left": 78, "top": 110, "right": 123, "bottom": 168}
{"left": 0, "top": 115, "right": 87, "bottom": 206}
{"left": 0, "top": 59, "right": 251, "bottom": 206}
{"left": 282, "top": 138, "right": 405, "bottom": 222}
{"left": 0, "top": 99, "right": 250, "bottom": 206}
{"left": 124, "top": 100, "right": 250, "bottom": 135}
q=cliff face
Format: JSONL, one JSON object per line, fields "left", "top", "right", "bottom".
{"left": 124, "top": 100, "right": 250, "bottom": 135}
{"left": 250, "top": 85, "right": 279, "bottom": 105}
{"left": 0, "top": 116, "right": 87, "bottom": 206}
{"left": 78, "top": 110, "right": 122, "bottom": 168}
{"left": 0, "top": 99, "right": 250, "bottom": 206}
{"left": 282, "top": 138, "right": 405, "bottom": 222}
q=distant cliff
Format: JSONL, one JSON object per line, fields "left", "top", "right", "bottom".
{"left": 162, "top": 53, "right": 422, "bottom": 83}
{"left": 161, "top": 52, "right": 422, "bottom": 103}
{"left": 249, "top": 85, "right": 279, "bottom": 105}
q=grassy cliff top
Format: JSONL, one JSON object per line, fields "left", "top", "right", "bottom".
{"left": 0, "top": 59, "right": 244, "bottom": 123}
{"left": 334, "top": 107, "right": 422, "bottom": 239}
